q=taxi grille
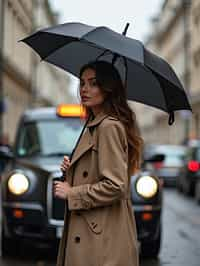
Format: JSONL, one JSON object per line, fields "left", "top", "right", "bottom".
{"left": 52, "top": 196, "right": 65, "bottom": 220}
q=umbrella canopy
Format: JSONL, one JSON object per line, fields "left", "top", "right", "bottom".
{"left": 21, "top": 22, "right": 192, "bottom": 125}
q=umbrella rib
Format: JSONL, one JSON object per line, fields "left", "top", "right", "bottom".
{"left": 81, "top": 39, "right": 148, "bottom": 72}
{"left": 148, "top": 67, "right": 170, "bottom": 112}
{"left": 40, "top": 33, "right": 145, "bottom": 71}
{"left": 96, "top": 49, "right": 111, "bottom": 60}
{"left": 41, "top": 41, "right": 77, "bottom": 62}
{"left": 147, "top": 67, "right": 178, "bottom": 125}
{"left": 42, "top": 26, "right": 109, "bottom": 61}
{"left": 148, "top": 67, "right": 191, "bottom": 97}
{"left": 38, "top": 33, "right": 78, "bottom": 61}
{"left": 122, "top": 56, "right": 128, "bottom": 89}
{"left": 82, "top": 26, "right": 108, "bottom": 39}
{"left": 43, "top": 38, "right": 105, "bottom": 63}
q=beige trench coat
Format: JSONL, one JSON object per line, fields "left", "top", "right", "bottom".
{"left": 56, "top": 112, "right": 139, "bottom": 266}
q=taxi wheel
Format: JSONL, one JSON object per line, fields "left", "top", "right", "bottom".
{"left": 141, "top": 226, "right": 161, "bottom": 258}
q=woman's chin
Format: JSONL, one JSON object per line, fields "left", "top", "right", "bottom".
{"left": 82, "top": 102, "right": 91, "bottom": 107}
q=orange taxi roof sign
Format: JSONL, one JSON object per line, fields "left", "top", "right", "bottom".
{"left": 56, "top": 104, "right": 86, "bottom": 118}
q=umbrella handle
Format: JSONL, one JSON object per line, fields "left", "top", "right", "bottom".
{"left": 69, "top": 115, "right": 91, "bottom": 160}
{"left": 57, "top": 115, "right": 91, "bottom": 182}
{"left": 59, "top": 171, "right": 66, "bottom": 182}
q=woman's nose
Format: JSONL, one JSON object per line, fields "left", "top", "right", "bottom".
{"left": 81, "top": 84, "right": 89, "bottom": 92}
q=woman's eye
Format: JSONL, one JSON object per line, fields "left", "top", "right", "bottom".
{"left": 80, "top": 82, "right": 84, "bottom": 87}
{"left": 91, "top": 80, "right": 97, "bottom": 86}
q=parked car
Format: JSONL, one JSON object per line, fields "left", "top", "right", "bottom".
{"left": 0, "top": 105, "right": 164, "bottom": 258}
{"left": 177, "top": 139, "right": 200, "bottom": 196}
{"left": 144, "top": 144, "right": 187, "bottom": 186}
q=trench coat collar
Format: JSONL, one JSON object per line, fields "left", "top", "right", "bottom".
{"left": 86, "top": 111, "right": 109, "bottom": 128}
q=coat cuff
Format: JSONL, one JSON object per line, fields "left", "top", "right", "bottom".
{"left": 67, "top": 185, "right": 91, "bottom": 210}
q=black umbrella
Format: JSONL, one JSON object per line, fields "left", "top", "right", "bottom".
{"left": 21, "top": 22, "right": 192, "bottom": 125}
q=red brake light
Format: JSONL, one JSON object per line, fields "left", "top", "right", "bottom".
{"left": 188, "top": 161, "right": 199, "bottom": 172}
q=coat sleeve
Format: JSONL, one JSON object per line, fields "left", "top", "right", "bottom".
{"left": 67, "top": 120, "right": 128, "bottom": 211}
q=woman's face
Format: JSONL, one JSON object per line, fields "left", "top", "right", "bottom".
{"left": 80, "top": 68, "right": 105, "bottom": 114}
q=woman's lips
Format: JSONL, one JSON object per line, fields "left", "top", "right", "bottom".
{"left": 81, "top": 96, "right": 90, "bottom": 101}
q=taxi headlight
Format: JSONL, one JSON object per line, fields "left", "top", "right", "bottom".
{"left": 136, "top": 176, "right": 158, "bottom": 198}
{"left": 8, "top": 173, "right": 29, "bottom": 195}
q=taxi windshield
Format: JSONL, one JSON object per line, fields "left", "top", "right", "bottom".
{"left": 16, "top": 118, "right": 84, "bottom": 157}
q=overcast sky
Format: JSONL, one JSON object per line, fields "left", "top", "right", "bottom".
{"left": 49, "top": 0, "right": 164, "bottom": 99}
{"left": 50, "top": 0, "right": 163, "bottom": 41}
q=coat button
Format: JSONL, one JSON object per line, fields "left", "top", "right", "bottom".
{"left": 83, "top": 171, "right": 88, "bottom": 178}
{"left": 75, "top": 236, "right": 80, "bottom": 243}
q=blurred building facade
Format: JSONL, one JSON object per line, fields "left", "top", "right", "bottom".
{"left": 190, "top": 0, "right": 200, "bottom": 139}
{"left": 138, "top": 0, "right": 200, "bottom": 145}
{"left": 0, "top": 0, "right": 74, "bottom": 144}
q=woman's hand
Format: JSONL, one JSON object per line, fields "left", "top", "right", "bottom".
{"left": 53, "top": 181, "right": 72, "bottom": 200}
{"left": 60, "top": 155, "right": 71, "bottom": 173}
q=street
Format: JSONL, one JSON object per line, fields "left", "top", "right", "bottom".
{"left": 1, "top": 188, "right": 200, "bottom": 266}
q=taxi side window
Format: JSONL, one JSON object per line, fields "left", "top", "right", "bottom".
{"left": 17, "top": 123, "right": 40, "bottom": 156}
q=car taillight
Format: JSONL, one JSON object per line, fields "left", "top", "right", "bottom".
{"left": 188, "top": 161, "right": 200, "bottom": 172}
{"left": 153, "top": 162, "right": 163, "bottom": 169}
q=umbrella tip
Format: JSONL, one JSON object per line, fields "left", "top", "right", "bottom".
{"left": 122, "top": 23, "right": 130, "bottom": 36}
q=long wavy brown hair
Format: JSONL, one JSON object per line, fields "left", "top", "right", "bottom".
{"left": 79, "top": 60, "right": 143, "bottom": 175}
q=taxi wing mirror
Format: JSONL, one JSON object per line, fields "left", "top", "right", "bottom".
{"left": 144, "top": 153, "right": 165, "bottom": 163}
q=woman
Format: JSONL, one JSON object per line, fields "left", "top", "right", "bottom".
{"left": 54, "top": 60, "right": 143, "bottom": 266}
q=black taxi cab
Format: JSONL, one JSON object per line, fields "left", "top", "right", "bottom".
{"left": 0, "top": 104, "right": 163, "bottom": 258}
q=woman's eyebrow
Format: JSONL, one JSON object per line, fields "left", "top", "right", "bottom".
{"left": 88, "top": 77, "right": 96, "bottom": 81}
{"left": 80, "top": 76, "right": 96, "bottom": 82}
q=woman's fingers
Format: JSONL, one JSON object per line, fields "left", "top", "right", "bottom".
{"left": 64, "top": 156, "right": 70, "bottom": 163}
{"left": 60, "top": 166, "right": 65, "bottom": 172}
{"left": 61, "top": 161, "right": 70, "bottom": 167}
{"left": 53, "top": 181, "right": 71, "bottom": 200}
{"left": 53, "top": 181, "right": 63, "bottom": 197}
{"left": 60, "top": 156, "right": 71, "bottom": 172}
{"left": 60, "top": 163, "right": 70, "bottom": 172}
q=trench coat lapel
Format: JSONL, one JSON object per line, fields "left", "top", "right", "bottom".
{"left": 69, "top": 112, "right": 109, "bottom": 169}
{"left": 69, "top": 129, "right": 93, "bottom": 168}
